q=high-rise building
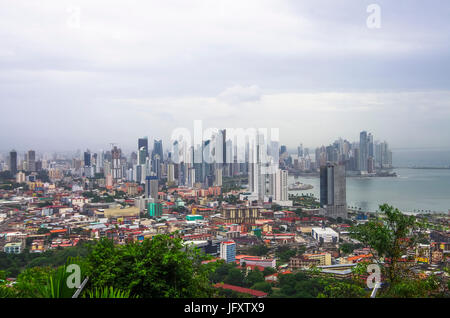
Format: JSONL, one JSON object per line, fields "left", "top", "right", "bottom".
{"left": 214, "top": 167, "right": 223, "bottom": 187}
{"left": 148, "top": 201, "right": 163, "bottom": 218}
{"left": 152, "top": 139, "right": 163, "bottom": 161}
{"left": 359, "top": 131, "right": 368, "bottom": 173}
{"left": 188, "top": 166, "right": 196, "bottom": 188}
{"left": 320, "top": 162, "right": 347, "bottom": 219}
{"left": 274, "top": 169, "right": 288, "bottom": 202}
{"left": 152, "top": 154, "right": 162, "bottom": 180}
{"left": 248, "top": 132, "right": 266, "bottom": 203}
{"left": 220, "top": 241, "right": 236, "bottom": 263}
{"left": 138, "top": 137, "right": 149, "bottom": 159}
{"left": 27, "top": 150, "right": 36, "bottom": 172}
{"left": 138, "top": 147, "right": 147, "bottom": 165}
{"left": 9, "top": 150, "right": 17, "bottom": 175}
{"left": 298, "top": 144, "right": 303, "bottom": 158}
{"left": 84, "top": 150, "right": 91, "bottom": 167}
{"left": 221, "top": 129, "right": 226, "bottom": 164}
{"left": 145, "top": 176, "right": 159, "bottom": 200}
{"left": 368, "top": 133, "right": 374, "bottom": 158}
{"left": 167, "top": 163, "right": 175, "bottom": 184}
{"left": 111, "top": 146, "right": 122, "bottom": 181}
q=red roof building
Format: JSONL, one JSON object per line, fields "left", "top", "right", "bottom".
{"left": 213, "top": 283, "right": 268, "bottom": 298}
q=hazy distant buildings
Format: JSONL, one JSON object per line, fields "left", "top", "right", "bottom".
{"left": 297, "top": 144, "right": 303, "bottom": 158}
{"left": 314, "top": 131, "right": 392, "bottom": 174}
{"left": 375, "top": 141, "right": 393, "bottom": 169}
{"left": 320, "top": 162, "right": 347, "bottom": 219}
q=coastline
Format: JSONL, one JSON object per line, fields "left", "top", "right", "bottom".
{"left": 288, "top": 168, "right": 450, "bottom": 215}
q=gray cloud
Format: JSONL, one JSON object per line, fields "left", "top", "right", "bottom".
{"left": 217, "top": 85, "right": 263, "bottom": 104}
{"left": 0, "top": 0, "right": 449, "bottom": 152}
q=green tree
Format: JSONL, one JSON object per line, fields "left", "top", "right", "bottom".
{"left": 350, "top": 204, "right": 424, "bottom": 285}
{"left": 85, "top": 235, "right": 213, "bottom": 298}
{"left": 380, "top": 276, "right": 440, "bottom": 298}
{"left": 244, "top": 268, "right": 265, "bottom": 287}
{"left": 275, "top": 245, "right": 298, "bottom": 263}
{"left": 14, "top": 267, "right": 54, "bottom": 298}
{"left": 340, "top": 243, "right": 359, "bottom": 255}
{"left": 224, "top": 268, "right": 245, "bottom": 286}
{"left": 248, "top": 244, "right": 269, "bottom": 256}
{"left": 263, "top": 267, "right": 277, "bottom": 277}
{"left": 37, "top": 227, "right": 50, "bottom": 235}
{"left": 251, "top": 281, "right": 272, "bottom": 294}
{"left": 318, "top": 279, "right": 367, "bottom": 298}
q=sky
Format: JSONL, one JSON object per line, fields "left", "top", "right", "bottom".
{"left": 0, "top": 0, "right": 449, "bottom": 153}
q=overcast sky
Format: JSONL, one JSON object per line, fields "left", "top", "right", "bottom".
{"left": 1, "top": 0, "right": 449, "bottom": 153}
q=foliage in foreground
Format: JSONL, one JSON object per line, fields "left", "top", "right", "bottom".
{"left": 350, "top": 204, "right": 447, "bottom": 297}
{"left": 85, "top": 235, "right": 214, "bottom": 298}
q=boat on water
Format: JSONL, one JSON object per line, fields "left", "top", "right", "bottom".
{"left": 288, "top": 181, "right": 313, "bottom": 191}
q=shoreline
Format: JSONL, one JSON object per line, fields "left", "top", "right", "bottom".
{"left": 287, "top": 168, "right": 450, "bottom": 215}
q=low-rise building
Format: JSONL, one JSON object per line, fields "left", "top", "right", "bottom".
{"left": 239, "top": 256, "right": 276, "bottom": 268}
{"left": 4, "top": 242, "right": 23, "bottom": 254}
{"left": 311, "top": 227, "right": 339, "bottom": 243}
{"left": 303, "top": 252, "right": 332, "bottom": 266}
{"left": 289, "top": 255, "right": 321, "bottom": 269}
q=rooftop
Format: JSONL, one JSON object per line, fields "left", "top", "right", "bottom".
{"left": 213, "top": 283, "right": 268, "bottom": 297}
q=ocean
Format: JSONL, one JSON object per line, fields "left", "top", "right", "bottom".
{"left": 288, "top": 148, "right": 450, "bottom": 214}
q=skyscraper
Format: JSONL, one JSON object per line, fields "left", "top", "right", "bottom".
{"left": 152, "top": 154, "right": 161, "bottom": 180}
{"left": 220, "top": 241, "right": 236, "bottom": 263}
{"left": 214, "top": 166, "right": 223, "bottom": 186}
{"left": 138, "top": 137, "right": 148, "bottom": 159}
{"left": 320, "top": 162, "right": 347, "bottom": 219}
{"left": 84, "top": 150, "right": 91, "bottom": 167}
{"left": 274, "top": 169, "right": 288, "bottom": 202}
{"left": 359, "top": 131, "right": 368, "bottom": 173}
{"left": 111, "top": 146, "right": 122, "bottom": 181}
{"left": 9, "top": 150, "right": 17, "bottom": 175}
{"left": 27, "top": 150, "right": 36, "bottom": 172}
{"left": 152, "top": 139, "right": 163, "bottom": 161}
{"left": 167, "top": 163, "right": 175, "bottom": 184}
{"left": 145, "top": 176, "right": 159, "bottom": 200}
{"left": 297, "top": 144, "right": 303, "bottom": 158}
{"left": 368, "top": 133, "right": 374, "bottom": 158}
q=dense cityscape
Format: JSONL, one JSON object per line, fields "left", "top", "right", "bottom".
{"left": 0, "top": 130, "right": 448, "bottom": 298}
{"left": 1, "top": 0, "right": 450, "bottom": 307}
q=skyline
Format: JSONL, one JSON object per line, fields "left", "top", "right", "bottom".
{"left": 1, "top": 1, "right": 450, "bottom": 303}
{"left": 1, "top": 1, "right": 450, "bottom": 150}
{"left": 1, "top": 128, "right": 392, "bottom": 155}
